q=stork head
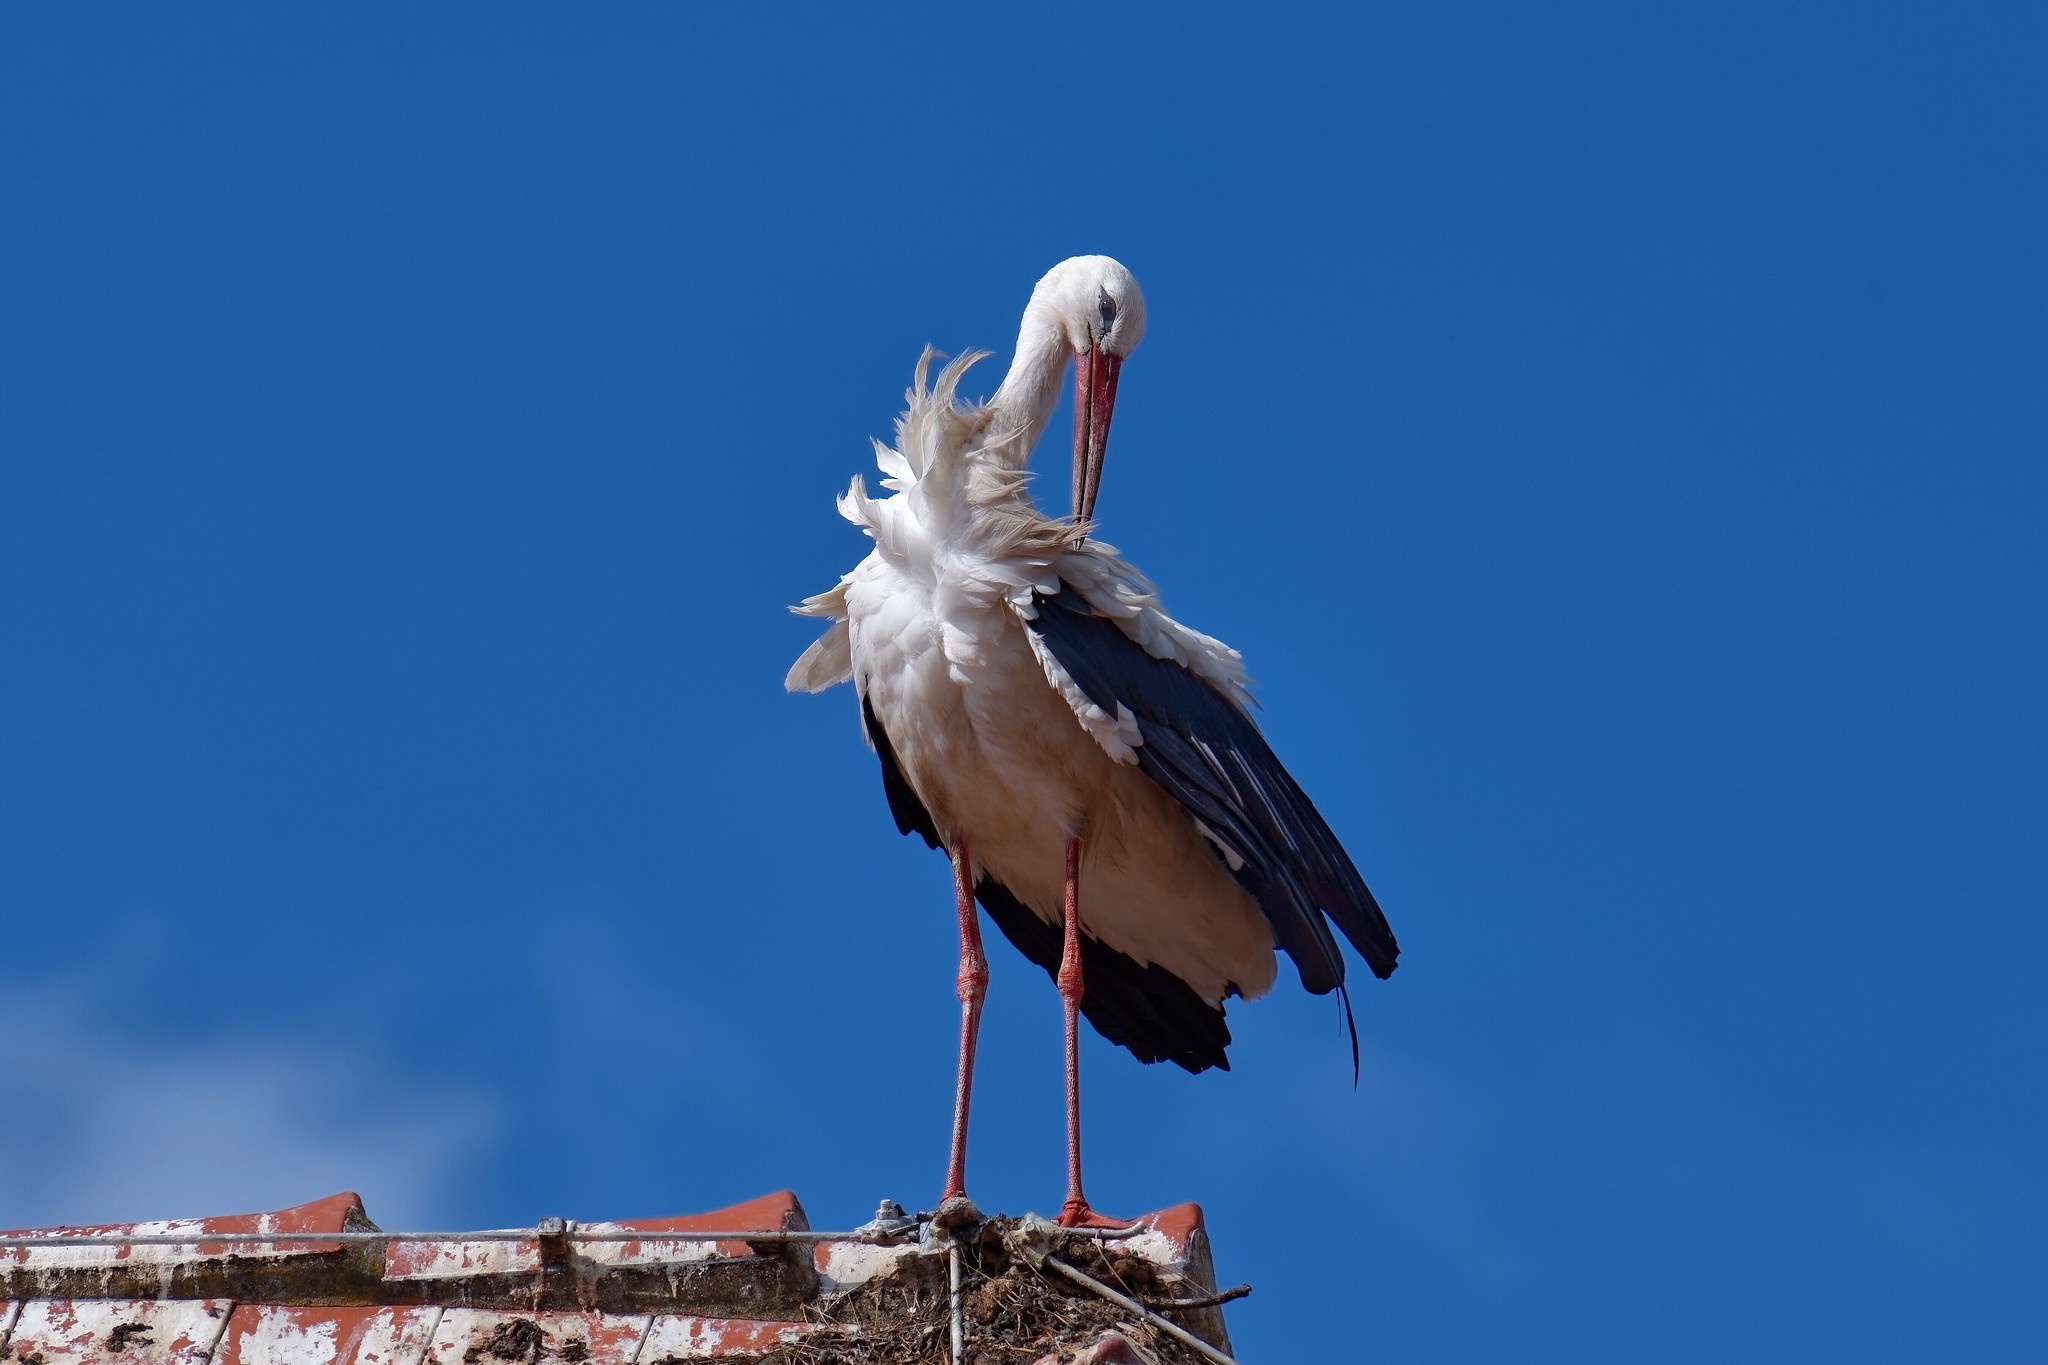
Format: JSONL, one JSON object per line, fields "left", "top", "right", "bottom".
{"left": 1024, "top": 256, "right": 1146, "bottom": 525}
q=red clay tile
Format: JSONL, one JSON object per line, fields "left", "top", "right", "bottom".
{"left": 6, "top": 1300, "right": 230, "bottom": 1365}
{"left": 381, "top": 1233, "right": 536, "bottom": 1284}
{"left": 423, "top": 1312, "right": 646, "bottom": 1365}
{"left": 639, "top": 1315, "right": 811, "bottom": 1360}
{"left": 574, "top": 1191, "right": 806, "bottom": 1268}
{"left": 0, "top": 1194, "right": 364, "bottom": 1272}
{"left": 215, "top": 1306, "right": 441, "bottom": 1365}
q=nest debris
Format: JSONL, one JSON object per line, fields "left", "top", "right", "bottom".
{"left": 758, "top": 1216, "right": 1227, "bottom": 1364}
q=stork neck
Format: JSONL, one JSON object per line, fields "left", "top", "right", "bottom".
{"left": 987, "top": 299, "right": 1072, "bottom": 465}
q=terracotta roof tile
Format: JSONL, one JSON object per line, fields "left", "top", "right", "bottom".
{"left": 424, "top": 1310, "right": 647, "bottom": 1365}
{"left": 0, "top": 1193, "right": 1233, "bottom": 1361}
{"left": 7, "top": 1298, "right": 231, "bottom": 1365}
{"left": 637, "top": 1315, "right": 808, "bottom": 1362}
{"left": 214, "top": 1306, "right": 439, "bottom": 1365}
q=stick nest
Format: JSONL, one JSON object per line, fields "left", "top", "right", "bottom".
{"left": 759, "top": 1217, "right": 1224, "bottom": 1364}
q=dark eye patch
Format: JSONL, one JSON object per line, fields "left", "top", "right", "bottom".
{"left": 1097, "top": 290, "right": 1117, "bottom": 331}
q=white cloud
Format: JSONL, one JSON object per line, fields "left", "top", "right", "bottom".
{"left": 0, "top": 962, "right": 495, "bottom": 1231}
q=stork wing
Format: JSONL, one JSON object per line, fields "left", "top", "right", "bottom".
{"left": 1024, "top": 587, "right": 1400, "bottom": 997}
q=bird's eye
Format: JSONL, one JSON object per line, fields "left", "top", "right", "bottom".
{"left": 1096, "top": 291, "right": 1117, "bottom": 332}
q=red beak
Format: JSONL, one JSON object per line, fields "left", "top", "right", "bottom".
{"left": 1071, "top": 346, "right": 1121, "bottom": 530}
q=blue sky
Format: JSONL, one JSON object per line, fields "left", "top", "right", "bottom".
{"left": 2, "top": 5, "right": 2041, "bottom": 1360}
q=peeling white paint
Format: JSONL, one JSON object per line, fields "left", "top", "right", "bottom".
{"left": 812, "top": 1240, "right": 920, "bottom": 1295}
{"left": 1111, "top": 1227, "right": 1183, "bottom": 1269}
{"left": 638, "top": 1315, "right": 806, "bottom": 1361}
{"left": 238, "top": 1309, "right": 340, "bottom": 1365}
{"left": 226, "top": 1307, "right": 442, "bottom": 1365}
{"left": 567, "top": 1225, "right": 726, "bottom": 1269}
{"left": 382, "top": 1236, "right": 538, "bottom": 1280}
{"left": 5, "top": 1298, "right": 230, "bottom": 1365}
{"left": 343, "top": 1310, "right": 443, "bottom": 1365}
{"left": 0, "top": 1214, "right": 334, "bottom": 1273}
{"left": 1, "top": 1219, "right": 210, "bottom": 1271}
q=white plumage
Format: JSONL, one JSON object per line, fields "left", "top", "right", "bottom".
{"left": 788, "top": 348, "right": 1277, "bottom": 1008}
{"left": 787, "top": 257, "right": 1397, "bottom": 1221}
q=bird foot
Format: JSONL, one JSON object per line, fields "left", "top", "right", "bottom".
{"left": 1055, "top": 1198, "right": 1126, "bottom": 1230}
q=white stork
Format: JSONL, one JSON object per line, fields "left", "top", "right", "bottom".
{"left": 787, "top": 257, "right": 1398, "bottom": 1225}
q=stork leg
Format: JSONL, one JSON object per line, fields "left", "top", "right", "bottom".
{"left": 941, "top": 839, "right": 988, "bottom": 1205}
{"left": 1055, "top": 836, "right": 1097, "bottom": 1227}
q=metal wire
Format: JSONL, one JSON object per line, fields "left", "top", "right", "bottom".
{"left": 0, "top": 1229, "right": 859, "bottom": 1248}
{"left": 948, "top": 1242, "right": 965, "bottom": 1365}
{"left": 0, "top": 1221, "right": 1148, "bottom": 1250}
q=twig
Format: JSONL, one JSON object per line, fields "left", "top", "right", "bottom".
{"left": 1041, "top": 1255, "right": 1241, "bottom": 1365}
{"left": 1138, "top": 1283, "right": 1251, "bottom": 1312}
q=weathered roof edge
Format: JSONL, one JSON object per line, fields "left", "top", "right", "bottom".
{"left": 0, "top": 1190, "right": 1232, "bottom": 1360}
{"left": 0, "top": 1193, "right": 820, "bottom": 1319}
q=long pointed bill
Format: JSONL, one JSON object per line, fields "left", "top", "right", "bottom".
{"left": 1070, "top": 347, "right": 1121, "bottom": 530}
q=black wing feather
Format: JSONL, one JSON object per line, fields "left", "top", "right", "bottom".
{"left": 861, "top": 692, "right": 1233, "bottom": 1073}
{"left": 863, "top": 693, "right": 943, "bottom": 850}
{"left": 974, "top": 876, "right": 1232, "bottom": 1074}
{"left": 1026, "top": 588, "right": 1400, "bottom": 993}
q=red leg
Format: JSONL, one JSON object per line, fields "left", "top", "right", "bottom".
{"left": 1056, "top": 836, "right": 1095, "bottom": 1227}
{"left": 941, "top": 839, "right": 988, "bottom": 1205}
